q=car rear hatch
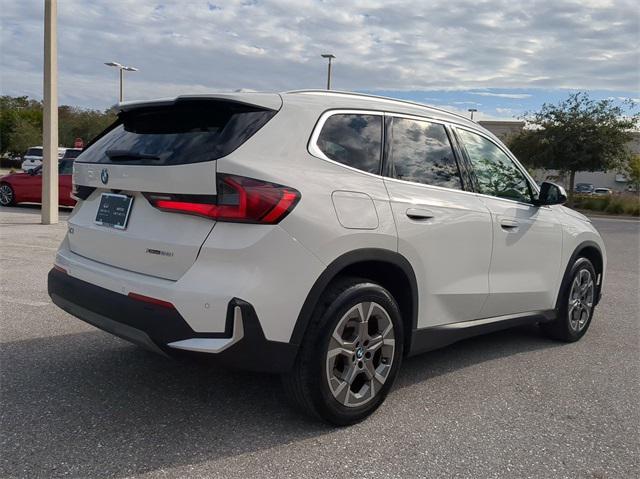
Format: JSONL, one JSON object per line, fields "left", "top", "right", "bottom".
{"left": 69, "top": 94, "right": 281, "bottom": 280}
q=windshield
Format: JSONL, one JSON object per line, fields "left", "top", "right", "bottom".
{"left": 77, "top": 100, "right": 276, "bottom": 166}
{"left": 25, "top": 148, "right": 43, "bottom": 157}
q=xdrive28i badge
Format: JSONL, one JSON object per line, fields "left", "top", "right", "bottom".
{"left": 100, "top": 168, "right": 109, "bottom": 185}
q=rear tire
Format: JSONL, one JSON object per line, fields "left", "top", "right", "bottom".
{"left": 282, "top": 277, "right": 404, "bottom": 426}
{"left": 542, "top": 257, "right": 597, "bottom": 342}
{"left": 0, "top": 183, "right": 15, "bottom": 206}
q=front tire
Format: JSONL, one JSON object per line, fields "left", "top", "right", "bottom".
{"left": 542, "top": 257, "right": 597, "bottom": 342}
{"left": 283, "top": 277, "right": 404, "bottom": 426}
{"left": 0, "top": 183, "right": 15, "bottom": 206}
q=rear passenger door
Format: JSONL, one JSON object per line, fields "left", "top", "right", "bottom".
{"left": 383, "top": 116, "right": 493, "bottom": 328}
{"left": 454, "top": 127, "right": 563, "bottom": 317}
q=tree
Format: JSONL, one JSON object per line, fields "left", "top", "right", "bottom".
{"left": 0, "top": 95, "right": 116, "bottom": 156}
{"left": 0, "top": 96, "right": 43, "bottom": 155}
{"left": 8, "top": 117, "right": 42, "bottom": 154}
{"left": 508, "top": 92, "right": 639, "bottom": 204}
{"left": 626, "top": 155, "right": 640, "bottom": 193}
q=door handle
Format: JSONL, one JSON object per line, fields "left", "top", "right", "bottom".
{"left": 406, "top": 208, "right": 434, "bottom": 220}
{"left": 500, "top": 219, "right": 519, "bottom": 230}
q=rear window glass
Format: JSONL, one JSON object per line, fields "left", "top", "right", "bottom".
{"left": 77, "top": 100, "right": 276, "bottom": 165}
{"left": 316, "top": 114, "right": 382, "bottom": 174}
{"left": 26, "top": 148, "right": 43, "bottom": 157}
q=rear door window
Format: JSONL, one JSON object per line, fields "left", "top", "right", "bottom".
{"left": 77, "top": 100, "right": 276, "bottom": 166}
{"left": 315, "top": 113, "right": 382, "bottom": 174}
{"left": 388, "top": 118, "right": 462, "bottom": 189}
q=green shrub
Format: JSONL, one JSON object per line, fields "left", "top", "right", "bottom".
{"left": 574, "top": 193, "right": 639, "bottom": 216}
{"left": 605, "top": 199, "right": 625, "bottom": 214}
{"left": 624, "top": 203, "right": 640, "bottom": 216}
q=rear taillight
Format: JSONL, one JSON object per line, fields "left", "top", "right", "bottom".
{"left": 144, "top": 174, "right": 300, "bottom": 224}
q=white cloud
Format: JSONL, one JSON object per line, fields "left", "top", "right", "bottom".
{"left": 495, "top": 107, "right": 518, "bottom": 115}
{"left": 469, "top": 92, "right": 532, "bottom": 99}
{"left": 0, "top": 0, "right": 638, "bottom": 109}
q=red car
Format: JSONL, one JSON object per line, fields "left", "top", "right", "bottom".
{"left": 0, "top": 159, "right": 75, "bottom": 207}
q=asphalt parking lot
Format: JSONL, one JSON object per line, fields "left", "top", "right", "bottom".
{"left": 1, "top": 206, "right": 638, "bottom": 479}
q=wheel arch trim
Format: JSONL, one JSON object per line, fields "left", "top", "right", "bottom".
{"left": 558, "top": 240, "right": 604, "bottom": 308}
{"left": 289, "top": 248, "right": 419, "bottom": 347}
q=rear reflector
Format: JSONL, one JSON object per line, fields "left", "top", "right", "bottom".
{"left": 128, "top": 292, "right": 175, "bottom": 310}
{"left": 144, "top": 174, "right": 300, "bottom": 224}
{"left": 53, "top": 264, "right": 67, "bottom": 274}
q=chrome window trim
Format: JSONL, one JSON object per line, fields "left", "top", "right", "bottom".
{"left": 308, "top": 109, "right": 466, "bottom": 191}
{"left": 307, "top": 109, "right": 386, "bottom": 179}
{"left": 382, "top": 175, "right": 483, "bottom": 199}
{"left": 307, "top": 109, "right": 539, "bottom": 207}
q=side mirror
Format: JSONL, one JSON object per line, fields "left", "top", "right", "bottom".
{"left": 535, "top": 181, "right": 567, "bottom": 206}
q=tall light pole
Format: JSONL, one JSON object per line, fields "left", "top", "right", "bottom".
{"left": 468, "top": 108, "right": 478, "bottom": 121}
{"left": 321, "top": 53, "right": 335, "bottom": 90}
{"left": 104, "top": 62, "right": 138, "bottom": 102}
{"left": 42, "top": 0, "right": 58, "bottom": 224}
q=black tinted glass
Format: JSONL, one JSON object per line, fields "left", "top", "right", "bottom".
{"left": 457, "top": 129, "right": 532, "bottom": 203}
{"left": 317, "top": 114, "right": 382, "bottom": 174}
{"left": 26, "top": 148, "right": 42, "bottom": 156}
{"left": 63, "top": 149, "right": 82, "bottom": 159}
{"left": 77, "top": 101, "right": 275, "bottom": 166}
{"left": 58, "top": 159, "right": 73, "bottom": 175}
{"left": 389, "top": 118, "right": 461, "bottom": 189}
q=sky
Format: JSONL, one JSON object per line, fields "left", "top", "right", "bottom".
{"left": 1, "top": 0, "right": 638, "bottom": 120}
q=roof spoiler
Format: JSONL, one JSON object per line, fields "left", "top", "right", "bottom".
{"left": 118, "top": 93, "right": 283, "bottom": 112}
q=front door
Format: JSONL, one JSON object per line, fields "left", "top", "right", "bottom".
{"left": 455, "top": 127, "right": 563, "bottom": 317}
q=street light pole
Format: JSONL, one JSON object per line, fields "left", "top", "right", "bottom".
{"left": 468, "top": 108, "right": 478, "bottom": 121}
{"left": 321, "top": 54, "right": 335, "bottom": 90}
{"left": 42, "top": 0, "right": 58, "bottom": 225}
{"left": 104, "top": 62, "right": 138, "bottom": 102}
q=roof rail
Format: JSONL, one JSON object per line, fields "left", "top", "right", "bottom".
{"left": 285, "top": 89, "right": 472, "bottom": 123}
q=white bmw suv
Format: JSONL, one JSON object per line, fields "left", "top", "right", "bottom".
{"left": 49, "top": 91, "right": 606, "bottom": 425}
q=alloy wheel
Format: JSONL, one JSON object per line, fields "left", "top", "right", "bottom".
{"left": 0, "top": 184, "right": 13, "bottom": 206}
{"left": 325, "top": 301, "right": 395, "bottom": 408}
{"left": 568, "top": 268, "right": 594, "bottom": 332}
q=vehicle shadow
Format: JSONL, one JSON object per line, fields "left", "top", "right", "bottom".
{"left": 395, "top": 324, "right": 562, "bottom": 389}
{"left": 0, "top": 325, "right": 560, "bottom": 478}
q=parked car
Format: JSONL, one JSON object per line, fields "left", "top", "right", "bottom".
{"left": 21, "top": 146, "right": 67, "bottom": 171}
{"left": 0, "top": 158, "right": 75, "bottom": 207}
{"left": 575, "top": 183, "right": 595, "bottom": 194}
{"left": 48, "top": 91, "right": 606, "bottom": 425}
{"left": 593, "top": 188, "right": 613, "bottom": 196}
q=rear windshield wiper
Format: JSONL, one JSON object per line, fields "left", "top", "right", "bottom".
{"left": 105, "top": 149, "right": 160, "bottom": 161}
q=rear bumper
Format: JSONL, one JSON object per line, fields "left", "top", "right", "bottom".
{"left": 48, "top": 268, "right": 298, "bottom": 373}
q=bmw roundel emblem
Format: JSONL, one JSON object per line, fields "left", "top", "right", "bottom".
{"left": 100, "top": 168, "right": 109, "bottom": 185}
